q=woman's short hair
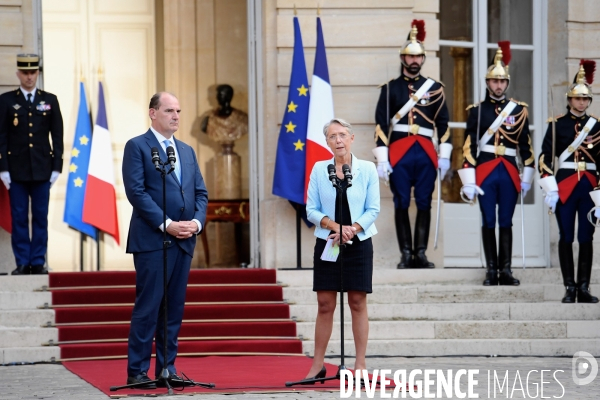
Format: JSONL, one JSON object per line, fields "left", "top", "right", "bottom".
{"left": 323, "top": 118, "right": 354, "bottom": 136}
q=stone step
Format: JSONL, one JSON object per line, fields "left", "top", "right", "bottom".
{"left": 278, "top": 268, "right": 600, "bottom": 286}
{"left": 301, "top": 338, "right": 600, "bottom": 357}
{"left": 284, "top": 284, "right": 569, "bottom": 304}
{"left": 0, "top": 327, "right": 58, "bottom": 348}
{"left": 296, "top": 320, "right": 600, "bottom": 340}
{"left": 0, "top": 292, "right": 52, "bottom": 310}
{"left": 0, "top": 346, "right": 60, "bottom": 365}
{"left": 0, "top": 310, "right": 54, "bottom": 328}
{"left": 289, "top": 303, "right": 600, "bottom": 322}
{"left": 0, "top": 275, "right": 48, "bottom": 292}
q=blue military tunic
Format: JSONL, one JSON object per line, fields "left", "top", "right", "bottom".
{"left": 539, "top": 112, "right": 600, "bottom": 243}
{"left": 374, "top": 73, "right": 449, "bottom": 210}
{"left": 462, "top": 93, "right": 534, "bottom": 228}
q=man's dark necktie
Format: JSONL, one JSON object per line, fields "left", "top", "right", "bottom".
{"left": 27, "top": 93, "right": 32, "bottom": 107}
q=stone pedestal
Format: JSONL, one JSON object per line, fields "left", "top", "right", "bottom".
{"left": 213, "top": 143, "right": 241, "bottom": 200}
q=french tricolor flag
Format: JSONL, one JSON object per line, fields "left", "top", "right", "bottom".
{"left": 304, "top": 17, "right": 334, "bottom": 200}
{"left": 82, "top": 82, "right": 120, "bottom": 244}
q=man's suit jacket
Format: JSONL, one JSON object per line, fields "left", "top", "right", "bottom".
{"left": 306, "top": 154, "right": 380, "bottom": 241}
{"left": 122, "top": 129, "right": 208, "bottom": 257}
{"left": 0, "top": 88, "right": 64, "bottom": 181}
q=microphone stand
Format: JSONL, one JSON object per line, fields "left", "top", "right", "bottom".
{"left": 111, "top": 150, "right": 214, "bottom": 394}
{"left": 286, "top": 169, "right": 378, "bottom": 389}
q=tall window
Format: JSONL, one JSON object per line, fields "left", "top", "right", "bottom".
{"left": 438, "top": 0, "right": 544, "bottom": 204}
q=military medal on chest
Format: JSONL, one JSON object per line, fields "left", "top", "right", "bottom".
{"left": 12, "top": 103, "right": 21, "bottom": 126}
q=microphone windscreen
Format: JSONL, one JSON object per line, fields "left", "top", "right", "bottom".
{"left": 342, "top": 164, "right": 351, "bottom": 173}
{"left": 327, "top": 164, "right": 335, "bottom": 174}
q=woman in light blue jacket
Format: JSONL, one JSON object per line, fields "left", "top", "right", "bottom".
{"left": 303, "top": 118, "right": 380, "bottom": 381}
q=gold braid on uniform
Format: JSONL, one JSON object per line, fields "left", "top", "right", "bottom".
{"left": 523, "top": 135, "right": 535, "bottom": 166}
{"left": 496, "top": 107, "right": 528, "bottom": 144}
{"left": 463, "top": 135, "right": 476, "bottom": 166}
{"left": 539, "top": 154, "right": 553, "bottom": 175}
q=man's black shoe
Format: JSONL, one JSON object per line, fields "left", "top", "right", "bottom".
{"left": 31, "top": 265, "right": 48, "bottom": 275}
{"left": 156, "top": 373, "right": 192, "bottom": 388}
{"left": 11, "top": 265, "right": 30, "bottom": 275}
{"left": 126, "top": 372, "right": 156, "bottom": 389}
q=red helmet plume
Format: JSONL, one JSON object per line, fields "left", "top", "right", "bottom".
{"left": 411, "top": 19, "right": 426, "bottom": 42}
{"left": 580, "top": 59, "right": 596, "bottom": 84}
{"left": 497, "top": 41, "right": 511, "bottom": 66}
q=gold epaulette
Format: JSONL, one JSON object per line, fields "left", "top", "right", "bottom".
{"left": 590, "top": 113, "right": 598, "bottom": 119}
{"left": 547, "top": 114, "right": 564, "bottom": 123}
{"left": 466, "top": 102, "right": 480, "bottom": 111}
{"left": 376, "top": 78, "right": 393, "bottom": 89}
{"left": 510, "top": 98, "right": 528, "bottom": 107}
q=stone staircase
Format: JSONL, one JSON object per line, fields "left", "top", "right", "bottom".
{"left": 3, "top": 268, "right": 600, "bottom": 363}
{"left": 0, "top": 276, "right": 58, "bottom": 364}
{"left": 278, "top": 268, "right": 600, "bottom": 357}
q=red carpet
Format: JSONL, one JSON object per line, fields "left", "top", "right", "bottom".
{"left": 63, "top": 356, "right": 344, "bottom": 395}
{"left": 47, "top": 269, "right": 303, "bottom": 360}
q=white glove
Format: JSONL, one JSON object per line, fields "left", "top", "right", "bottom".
{"left": 521, "top": 181, "right": 531, "bottom": 197}
{"left": 0, "top": 171, "right": 10, "bottom": 190}
{"left": 438, "top": 158, "right": 450, "bottom": 179}
{"left": 372, "top": 147, "right": 393, "bottom": 182}
{"left": 463, "top": 185, "right": 475, "bottom": 200}
{"left": 376, "top": 162, "right": 393, "bottom": 181}
{"left": 50, "top": 171, "right": 60, "bottom": 188}
{"left": 544, "top": 191, "right": 559, "bottom": 213}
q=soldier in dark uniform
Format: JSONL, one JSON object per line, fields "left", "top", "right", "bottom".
{"left": 539, "top": 60, "right": 600, "bottom": 303}
{"left": 0, "top": 54, "right": 63, "bottom": 275}
{"left": 458, "top": 42, "right": 535, "bottom": 287}
{"left": 372, "top": 20, "right": 450, "bottom": 269}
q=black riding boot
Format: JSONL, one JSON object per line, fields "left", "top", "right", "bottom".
{"left": 413, "top": 209, "right": 435, "bottom": 268}
{"left": 395, "top": 208, "right": 413, "bottom": 269}
{"left": 498, "top": 227, "right": 520, "bottom": 285}
{"left": 577, "top": 242, "right": 598, "bottom": 303}
{"left": 558, "top": 241, "right": 577, "bottom": 303}
{"left": 481, "top": 227, "right": 498, "bottom": 286}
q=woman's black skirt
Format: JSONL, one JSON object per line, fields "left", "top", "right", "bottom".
{"left": 312, "top": 237, "right": 373, "bottom": 293}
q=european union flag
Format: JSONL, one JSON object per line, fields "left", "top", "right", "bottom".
{"left": 273, "top": 16, "right": 310, "bottom": 209}
{"left": 63, "top": 82, "right": 97, "bottom": 239}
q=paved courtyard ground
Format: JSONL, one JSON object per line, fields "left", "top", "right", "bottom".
{"left": 1, "top": 355, "right": 598, "bottom": 399}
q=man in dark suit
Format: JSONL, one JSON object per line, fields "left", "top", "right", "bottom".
{"left": 0, "top": 54, "right": 63, "bottom": 275}
{"left": 122, "top": 92, "right": 208, "bottom": 388}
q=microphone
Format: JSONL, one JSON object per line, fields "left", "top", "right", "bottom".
{"left": 327, "top": 164, "right": 337, "bottom": 187}
{"left": 151, "top": 147, "right": 161, "bottom": 171}
{"left": 166, "top": 146, "right": 176, "bottom": 171}
{"left": 342, "top": 164, "right": 352, "bottom": 187}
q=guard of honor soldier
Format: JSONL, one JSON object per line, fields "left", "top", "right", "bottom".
{"left": 539, "top": 60, "right": 600, "bottom": 303}
{"left": 372, "top": 20, "right": 451, "bottom": 269}
{"left": 0, "top": 54, "right": 64, "bottom": 275}
{"left": 458, "top": 42, "right": 535, "bottom": 287}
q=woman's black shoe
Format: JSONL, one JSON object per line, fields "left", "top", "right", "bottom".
{"left": 299, "top": 366, "right": 327, "bottom": 385}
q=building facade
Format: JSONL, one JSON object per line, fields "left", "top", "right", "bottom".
{"left": 0, "top": 0, "right": 598, "bottom": 273}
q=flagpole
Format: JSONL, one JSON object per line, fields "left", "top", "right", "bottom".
{"left": 96, "top": 229, "right": 101, "bottom": 271}
{"left": 296, "top": 204, "right": 302, "bottom": 268}
{"left": 80, "top": 233, "right": 84, "bottom": 272}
